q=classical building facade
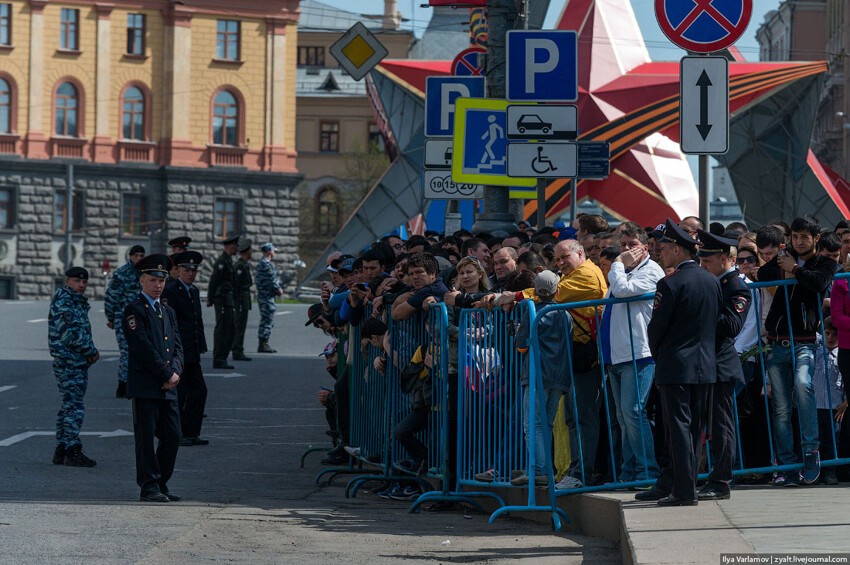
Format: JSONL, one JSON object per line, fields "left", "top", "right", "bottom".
{"left": 0, "top": 0, "right": 302, "bottom": 299}
{"left": 816, "top": 0, "right": 850, "bottom": 180}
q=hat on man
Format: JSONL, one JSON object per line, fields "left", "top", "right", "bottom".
{"left": 557, "top": 227, "right": 578, "bottom": 241}
{"left": 656, "top": 218, "right": 699, "bottom": 251}
{"left": 238, "top": 237, "right": 253, "bottom": 253}
{"left": 65, "top": 266, "right": 89, "bottom": 280}
{"left": 338, "top": 257, "right": 356, "bottom": 273}
{"left": 136, "top": 254, "right": 171, "bottom": 278}
{"left": 174, "top": 251, "right": 204, "bottom": 270}
{"left": 305, "top": 303, "right": 330, "bottom": 327}
{"left": 261, "top": 242, "right": 277, "bottom": 253}
{"left": 168, "top": 236, "right": 191, "bottom": 249}
{"left": 128, "top": 245, "right": 146, "bottom": 256}
{"left": 220, "top": 235, "right": 240, "bottom": 246}
{"left": 534, "top": 270, "right": 560, "bottom": 298}
{"left": 649, "top": 223, "right": 667, "bottom": 240}
{"left": 696, "top": 229, "right": 738, "bottom": 257}
{"left": 319, "top": 341, "right": 337, "bottom": 357}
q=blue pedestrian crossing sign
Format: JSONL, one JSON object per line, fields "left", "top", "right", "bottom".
{"left": 452, "top": 98, "right": 535, "bottom": 187}
{"left": 425, "top": 76, "right": 485, "bottom": 138}
{"left": 506, "top": 30, "right": 578, "bottom": 102}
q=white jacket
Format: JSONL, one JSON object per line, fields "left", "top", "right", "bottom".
{"left": 605, "top": 257, "right": 665, "bottom": 365}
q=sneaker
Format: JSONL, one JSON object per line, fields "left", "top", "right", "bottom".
{"left": 821, "top": 470, "right": 839, "bottom": 486}
{"left": 783, "top": 471, "right": 801, "bottom": 487}
{"left": 397, "top": 459, "right": 418, "bottom": 474}
{"left": 389, "top": 486, "right": 421, "bottom": 501}
{"left": 378, "top": 483, "right": 402, "bottom": 500}
{"left": 52, "top": 444, "right": 66, "bottom": 465}
{"left": 802, "top": 450, "right": 821, "bottom": 485}
{"left": 511, "top": 473, "right": 529, "bottom": 486}
{"left": 372, "top": 482, "right": 394, "bottom": 496}
{"left": 511, "top": 469, "right": 525, "bottom": 480}
{"left": 555, "top": 475, "right": 583, "bottom": 490}
{"left": 343, "top": 446, "right": 361, "bottom": 457}
{"left": 771, "top": 473, "right": 786, "bottom": 487}
{"left": 63, "top": 445, "right": 96, "bottom": 467}
{"left": 474, "top": 469, "right": 497, "bottom": 483}
{"left": 534, "top": 474, "right": 549, "bottom": 487}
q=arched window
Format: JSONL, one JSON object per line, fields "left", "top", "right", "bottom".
{"left": 0, "top": 77, "right": 10, "bottom": 134}
{"left": 122, "top": 86, "right": 145, "bottom": 140}
{"left": 212, "top": 90, "right": 238, "bottom": 146}
{"left": 316, "top": 187, "right": 340, "bottom": 236}
{"left": 55, "top": 82, "right": 78, "bottom": 137}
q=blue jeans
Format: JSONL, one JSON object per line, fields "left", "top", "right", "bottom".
{"left": 766, "top": 342, "right": 819, "bottom": 464}
{"left": 608, "top": 361, "right": 660, "bottom": 481}
{"left": 522, "top": 386, "right": 562, "bottom": 475}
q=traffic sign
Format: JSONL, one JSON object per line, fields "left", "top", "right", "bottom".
{"left": 506, "top": 30, "right": 578, "bottom": 102}
{"left": 680, "top": 56, "right": 729, "bottom": 154}
{"left": 507, "top": 142, "right": 577, "bottom": 178}
{"left": 655, "top": 0, "right": 752, "bottom": 54}
{"left": 424, "top": 139, "right": 453, "bottom": 169}
{"left": 328, "top": 22, "right": 389, "bottom": 81}
{"left": 425, "top": 77, "right": 485, "bottom": 138}
{"left": 452, "top": 47, "right": 487, "bottom": 76}
{"left": 423, "top": 171, "right": 483, "bottom": 199}
{"left": 451, "top": 98, "right": 536, "bottom": 187}
{"left": 506, "top": 105, "right": 577, "bottom": 140}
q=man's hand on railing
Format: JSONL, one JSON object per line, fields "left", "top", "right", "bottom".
{"left": 443, "top": 290, "right": 460, "bottom": 306}
{"left": 422, "top": 296, "right": 437, "bottom": 311}
{"left": 371, "top": 295, "right": 384, "bottom": 316}
{"left": 478, "top": 294, "right": 497, "bottom": 310}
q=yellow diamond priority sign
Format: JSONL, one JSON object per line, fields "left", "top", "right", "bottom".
{"left": 330, "top": 22, "right": 389, "bottom": 81}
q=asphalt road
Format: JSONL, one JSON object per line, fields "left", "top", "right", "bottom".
{"left": 0, "top": 299, "right": 619, "bottom": 564}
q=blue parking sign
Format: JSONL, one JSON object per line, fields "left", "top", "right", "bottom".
{"left": 425, "top": 76, "right": 485, "bottom": 138}
{"left": 506, "top": 30, "right": 578, "bottom": 102}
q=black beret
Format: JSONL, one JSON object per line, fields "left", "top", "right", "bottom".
{"left": 65, "top": 266, "right": 89, "bottom": 280}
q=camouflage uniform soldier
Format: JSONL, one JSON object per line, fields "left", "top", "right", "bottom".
{"left": 104, "top": 245, "right": 144, "bottom": 398}
{"left": 232, "top": 237, "right": 253, "bottom": 361}
{"left": 208, "top": 235, "right": 238, "bottom": 369}
{"left": 49, "top": 267, "right": 100, "bottom": 467}
{"left": 256, "top": 242, "right": 283, "bottom": 353}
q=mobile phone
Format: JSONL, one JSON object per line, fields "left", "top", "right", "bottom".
{"left": 355, "top": 283, "right": 369, "bottom": 291}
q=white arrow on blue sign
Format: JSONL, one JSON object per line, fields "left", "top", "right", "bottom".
{"left": 506, "top": 30, "right": 578, "bottom": 102}
{"left": 425, "top": 76, "right": 485, "bottom": 138}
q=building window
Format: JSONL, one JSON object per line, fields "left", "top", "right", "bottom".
{"left": 0, "top": 187, "right": 14, "bottom": 229}
{"left": 214, "top": 198, "right": 241, "bottom": 238}
{"left": 212, "top": 90, "right": 239, "bottom": 146}
{"left": 320, "top": 121, "right": 339, "bottom": 153}
{"left": 316, "top": 188, "right": 339, "bottom": 236}
{"left": 0, "top": 4, "right": 11, "bottom": 46}
{"left": 54, "top": 190, "right": 84, "bottom": 233}
{"left": 297, "top": 46, "right": 325, "bottom": 67}
{"left": 216, "top": 20, "right": 240, "bottom": 61}
{"left": 121, "top": 194, "right": 147, "bottom": 235}
{"left": 60, "top": 8, "right": 79, "bottom": 51}
{"left": 368, "top": 123, "right": 385, "bottom": 152}
{"left": 54, "top": 82, "right": 78, "bottom": 136}
{"left": 122, "top": 86, "right": 145, "bottom": 140}
{"left": 0, "top": 77, "right": 10, "bottom": 133}
{"left": 0, "top": 276, "right": 14, "bottom": 299}
{"left": 126, "top": 13, "right": 145, "bottom": 55}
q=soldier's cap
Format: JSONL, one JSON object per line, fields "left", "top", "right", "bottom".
{"left": 128, "top": 244, "right": 146, "bottom": 256}
{"left": 648, "top": 223, "right": 667, "bottom": 240}
{"left": 696, "top": 229, "right": 738, "bottom": 257}
{"left": 338, "top": 258, "right": 356, "bottom": 273}
{"left": 656, "top": 219, "right": 699, "bottom": 251}
{"left": 319, "top": 341, "right": 337, "bottom": 357}
{"left": 261, "top": 242, "right": 277, "bottom": 253}
{"left": 220, "top": 235, "right": 240, "bottom": 246}
{"left": 238, "top": 237, "right": 253, "bottom": 253}
{"left": 174, "top": 251, "right": 204, "bottom": 270}
{"left": 65, "top": 266, "right": 89, "bottom": 280}
{"left": 136, "top": 254, "right": 172, "bottom": 278}
{"left": 534, "top": 270, "right": 560, "bottom": 298}
{"left": 305, "top": 303, "right": 331, "bottom": 326}
{"left": 168, "top": 236, "right": 192, "bottom": 248}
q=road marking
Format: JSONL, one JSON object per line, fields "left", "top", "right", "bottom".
{"left": 0, "top": 429, "right": 133, "bottom": 447}
{"left": 0, "top": 386, "right": 16, "bottom": 394}
{"left": 4, "top": 301, "right": 34, "bottom": 305}
{"left": 26, "top": 318, "right": 48, "bottom": 323}
{"left": 274, "top": 311, "right": 294, "bottom": 316}
{"left": 102, "top": 357, "right": 118, "bottom": 363}
{"left": 205, "top": 372, "right": 246, "bottom": 378}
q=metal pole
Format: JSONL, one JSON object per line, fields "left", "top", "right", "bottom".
{"left": 568, "top": 179, "right": 576, "bottom": 225}
{"left": 536, "top": 178, "right": 546, "bottom": 228}
{"left": 65, "top": 163, "right": 74, "bottom": 270}
{"left": 699, "top": 154, "right": 710, "bottom": 227}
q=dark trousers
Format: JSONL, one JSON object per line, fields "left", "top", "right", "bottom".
{"left": 564, "top": 367, "right": 602, "bottom": 480}
{"left": 706, "top": 381, "right": 736, "bottom": 486}
{"left": 132, "top": 397, "right": 181, "bottom": 496}
{"left": 395, "top": 406, "right": 430, "bottom": 465}
{"left": 177, "top": 362, "right": 207, "bottom": 438}
{"left": 836, "top": 350, "right": 850, "bottom": 480}
{"left": 213, "top": 300, "right": 235, "bottom": 363}
{"left": 655, "top": 383, "right": 709, "bottom": 501}
{"left": 334, "top": 369, "right": 350, "bottom": 445}
{"left": 232, "top": 295, "right": 250, "bottom": 355}
{"left": 817, "top": 409, "right": 838, "bottom": 461}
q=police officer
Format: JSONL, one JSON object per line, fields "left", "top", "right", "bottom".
{"left": 636, "top": 219, "right": 722, "bottom": 506}
{"left": 123, "top": 254, "right": 184, "bottom": 502}
{"left": 208, "top": 235, "right": 238, "bottom": 369}
{"left": 105, "top": 245, "right": 144, "bottom": 398}
{"left": 169, "top": 236, "right": 192, "bottom": 254}
{"left": 255, "top": 242, "right": 283, "bottom": 353}
{"left": 49, "top": 266, "right": 100, "bottom": 467}
{"left": 163, "top": 251, "right": 210, "bottom": 447}
{"left": 696, "top": 230, "right": 751, "bottom": 500}
{"left": 232, "top": 237, "right": 253, "bottom": 361}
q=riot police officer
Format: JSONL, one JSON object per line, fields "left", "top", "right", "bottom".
{"left": 208, "top": 235, "right": 238, "bottom": 369}
{"left": 232, "top": 237, "right": 253, "bottom": 361}
{"left": 256, "top": 242, "right": 283, "bottom": 353}
{"left": 105, "top": 245, "right": 144, "bottom": 398}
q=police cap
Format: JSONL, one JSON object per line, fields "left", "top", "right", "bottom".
{"left": 136, "top": 254, "right": 171, "bottom": 278}
{"left": 238, "top": 237, "right": 253, "bottom": 253}
{"left": 696, "top": 229, "right": 738, "bottom": 257}
{"left": 657, "top": 218, "right": 699, "bottom": 251}
{"left": 261, "top": 242, "right": 277, "bottom": 253}
{"left": 168, "top": 236, "right": 192, "bottom": 248}
{"left": 65, "top": 266, "right": 89, "bottom": 280}
{"left": 220, "top": 235, "right": 240, "bottom": 246}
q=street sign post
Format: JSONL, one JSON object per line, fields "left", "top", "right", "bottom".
{"left": 423, "top": 171, "right": 484, "bottom": 199}
{"left": 424, "top": 139, "right": 454, "bottom": 169}
{"left": 680, "top": 56, "right": 729, "bottom": 154}
{"left": 506, "top": 105, "right": 578, "bottom": 140}
{"left": 655, "top": 0, "right": 752, "bottom": 53}
{"left": 507, "top": 142, "right": 577, "bottom": 178}
{"left": 328, "top": 22, "right": 389, "bottom": 81}
{"left": 506, "top": 30, "right": 578, "bottom": 102}
{"left": 451, "top": 47, "right": 487, "bottom": 76}
{"left": 425, "top": 77, "right": 485, "bottom": 138}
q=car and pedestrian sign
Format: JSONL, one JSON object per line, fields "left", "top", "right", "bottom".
{"left": 507, "top": 143, "right": 577, "bottom": 178}
{"left": 451, "top": 47, "right": 487, "bottom": 76}
{"left": 506, "top": 30, "right": 578, "bottom": 102}
{"left": 425, "top": 77, "right": 485, "bottom": 138}
{"left": 506, "top": 105, "right": 577, "bottom": 140}
{"left": 423, "top": 171, "right": 483, "bottom": 199}
{"left": 655, "top": 0, "right": 752, "bottom": 53}
{"left": 329, "top": 22, "right": 390, "bottom": 81}
{"left": 679, "top": 56, "right": 729, "bottom": 154}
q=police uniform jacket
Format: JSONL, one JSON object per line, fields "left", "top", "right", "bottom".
{"left": 162, "top": 280, "right": 207, "bottom": 363}
{"left": 207, "top": 252, "right": 235, "bottom": 305}
{"left": 123, "top": 295, "right": 184, "bottom": 399}
{"left": 648, "top": 261, "right": 722, "bottom": 385}
{"left": 48, "top": 286, "right": 97, "bottom": 366}
{"left": 715, "top": 268, "right": 750, "bottom": 385}
{"left": 255, "top": 257, "right": 280, "bottom": 299}
{"left": 234, "top": 258, "right": 253, "bottom": 309}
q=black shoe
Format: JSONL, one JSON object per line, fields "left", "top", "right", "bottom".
{"left": 257, "top": 340, "right": 277, "bottom": 353}
{"left": 821, "top": 470, "right": 839, "bottom": 486}
{"left": 232, "top": 352, "right": 252, "bottom": 361}
{"left": 697, "top": 484, "right": 731, "bottom": 500}
{"left": 116, "top": 381, "right": 127, "bottom": 398}
{"left": 635, "top": 486, "right": 668, "bottom": 501}
{"left": 139, "top": 492, "right": 170, "bottom": 503}
{"left": 657, "top": 495, "right": 698, "bottom": 507}
{"left": 320, "top": 451, "right": 348, "bottom": 466}
{"left": 162, "top": 492, "right": 183, "bottom": 502}
{"left": 52, "top": 444, "right": 66, "bottom": 465}
{"left": 63, "top": 445, "right": 96, "bottom": 467}
{"left": 213, "top": 361, "right": 234, "bottom": 369}
{"left": 179, "top": 437, "right": 210, "bottom": 446}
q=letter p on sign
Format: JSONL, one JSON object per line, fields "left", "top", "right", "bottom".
{"left": 524, "top": 39, "right": 559, "bottom": 94}
{"left": 507, "top": 30, "right": 578, "bottom": 102}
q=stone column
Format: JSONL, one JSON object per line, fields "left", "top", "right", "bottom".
{"left": 262, "top": 18, "right": 296, "bottom": 172}
{"left": 24, "top": 0, "right": 48, "bottom": 158}
{"left": 160, "top": 8, "right": 194, "bottom": 166}
{"left": 92, "top": 4, "right": 114, "bottom": 163}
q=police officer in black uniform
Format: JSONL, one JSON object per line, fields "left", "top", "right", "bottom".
{"left": 208, "top": 235, "right": 238, "bottom": 369}
{"left": 695, "top": 230, "right": 751, "bottom": 500}
{"left": 123, "top": 254, "right": 184, "bottom": 503}
{"left": 232, "top": 237, "right": 253, "bottom": 362}
{"left": 163, "top": 251, "right": 210, "bottom": 447}
{"left": 636, "top": 219, "right": 722, "bottom": 506}
{"left": 169, "top": 236, "right": 192, "bottom": 254}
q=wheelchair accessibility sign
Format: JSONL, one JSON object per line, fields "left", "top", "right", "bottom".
{"left": 452, "top": 98, "right": 536, "bottom": 187}
{"left": 507, "top": 142, "right": 577, "bottom": 178}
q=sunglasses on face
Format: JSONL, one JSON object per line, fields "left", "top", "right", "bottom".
{"left": 736, "top": 256, "right": 757, "bottom": 264}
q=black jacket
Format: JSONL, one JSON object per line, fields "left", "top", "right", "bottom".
{"left": 123, "top": 295, "right": 184, "bottom": 399}
{"left": 162, "top": 280, "right": 207, "bottom": 363}
{"left": 715, "top": 269, "right": 750, "bottom": 385}
{"left": 208, "top": 252, "right": 235, "bottom": 305}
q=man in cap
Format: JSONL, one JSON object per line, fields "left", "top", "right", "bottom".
{"left": 636, "top": 219, "right": 722, "bottom": 506}
{"left": 123, "top": 254, "right": 184, "bottom": 502}
{"left": 169, "top": 237, "right": 192, "bottom": 254}
{"left": 256, "top": 242, "right": 284, "bottom": 353}
{"left": 163, "top": 251, "right": 209, "bottom": 447}
{"left": 48, "top": 266, "right": 100, "bottom": 467}
{"left": 105, "top": 245, "right": 145, "bottom": 398}
{"left": 207, "top": 235, "right": 238, "bottom": 369}
{"left": 695, "top": 230, "right": 751, "bottom": 500}
{"left": 231, "top": 237, "right": 254, "bottom": 361}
